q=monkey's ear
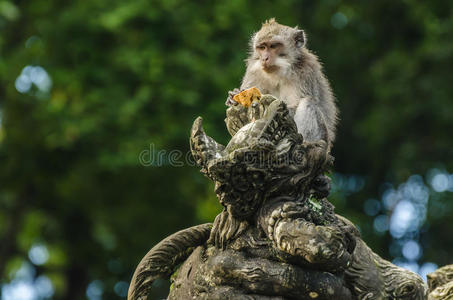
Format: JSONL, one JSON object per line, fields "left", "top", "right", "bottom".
{"left": 294, "top": 30, "right": 306, "bottom": 48}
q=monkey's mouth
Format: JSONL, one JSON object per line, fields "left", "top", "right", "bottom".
{"left": 262, "top": 64, "right": 279, "bottom": 73}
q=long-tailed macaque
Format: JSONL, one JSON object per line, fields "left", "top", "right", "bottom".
{"left": 227, "top": 18, "right": 338, "bottom": 145}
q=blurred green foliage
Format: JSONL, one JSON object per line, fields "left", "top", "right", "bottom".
{"left": 0, "top": 0, "right": 452, "bottom": 299}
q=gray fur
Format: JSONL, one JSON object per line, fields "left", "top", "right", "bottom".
{"left": 238, "top": 19, "right": 338, "bottom": 145}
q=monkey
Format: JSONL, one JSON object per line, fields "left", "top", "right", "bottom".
{"left": 226, "top": 18, "right": 338, "bottom": 146}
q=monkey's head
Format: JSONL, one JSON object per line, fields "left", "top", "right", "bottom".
{"left": 250, "top": 18, "right": 306, "bottom": 74}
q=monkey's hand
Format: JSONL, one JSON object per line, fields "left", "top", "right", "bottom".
{"left": 225, "top": 88, "right": 242, "bottom": 106}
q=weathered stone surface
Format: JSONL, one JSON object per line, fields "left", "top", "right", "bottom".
{"left": 169, "top": 237, "right": 352, "bottom": 299}
{"left": 127, "top": 223, "right": 212, "bottom": 300}
{"left": 128, "top": 96, "right": 428, "bottom": 300}
{"left": 427, "top": 265, "right": 453, "bottom": 300}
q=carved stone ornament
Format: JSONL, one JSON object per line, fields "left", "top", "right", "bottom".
{"left": 128, "top": 96, "right": 430, "bottom": 300}
{"left": 427, "top": 265, "right": 453, "bottom": 300}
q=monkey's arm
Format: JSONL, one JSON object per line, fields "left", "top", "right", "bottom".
{"left": 239, "top": 65, "right": 258, "bottom": 91}
{"left": 225, "top": 62, "right": 264, "bottom": 107}
{"left": 225, "top": 64, "right": 260, "bottom": 106}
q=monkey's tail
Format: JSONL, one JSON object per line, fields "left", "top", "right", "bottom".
{"left": 127, "top": 223, "right": 212, "bottom": 300}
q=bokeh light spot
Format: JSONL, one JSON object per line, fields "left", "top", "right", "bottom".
{"left": 114, "top": 281, "right": 129, "bottom": 298}
{"left": 431, "top": 173, "right": 449, "bottom": 192}
{"left": 86, "top": 280, "right": 103, "bottom": 300}
{"left": 419, "top": 262, "right": 439, "bottom": 281}
{"left": 373, "top": 214, "right": 389, "bottom": 233}
{"left": 382, "top": 188, "right": 398, "bottom": 210}
{"left": 1, "top": 281, "right": 35, "bottom": 300}
{"left": 15, "top": 65, "right": 52, "bottom": 94}
{"left": 364, "top": 198, "right": 381, "bottom": 216}
{"left": 15, "top": 74, "right": 32, "bottom": 93}
{"left": 402, "top": 240, "right": 422, "bottom": 261}
{"left": 392, "top": 258, "right": 419, "bottom": 274}
{"left": 28, "top": 244, "right": 49, "bottom": 266}
{"left": 389, "top": 200, "right": 415, "bottom": 238}
{"left": 35, "top": 275, "right": 54, "bottom": 298}
{"left": 331, "top": 12, "right": 348, "bottom": 29}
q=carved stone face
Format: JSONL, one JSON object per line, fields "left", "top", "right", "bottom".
{"left": 190, "top": 100, "right": 332, "bottom": 220}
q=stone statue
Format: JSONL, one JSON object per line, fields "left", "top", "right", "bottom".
{"left": 128, "top": 96, "right": 428, "bottom": 299}
{"left": 427, "top": 265, "right": 453, "bottom": 300}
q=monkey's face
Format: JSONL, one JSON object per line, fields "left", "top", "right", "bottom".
{"left": 255, "top": 41, "right": 287, "bottom": 73}
{"left": 252, "top": 20, "right": 306, "bottom": 75}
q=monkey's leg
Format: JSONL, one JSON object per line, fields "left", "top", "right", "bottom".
{"left": 293, "top": 99, "right": 328, "bottom": 143}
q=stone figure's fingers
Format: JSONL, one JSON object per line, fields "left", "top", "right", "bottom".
{"left": 273, "top": 219, "right": 351, "bottom": 272}
{"left": 225, "top": 104, "right": 251, "bottom": 136}
{"left": 238, "top": 109, "right": 250, "bottom": 126}
{"left": 208, "top": 249, "right": 352, "bottom": 300}
{"left": 280, "top": 202, "right": 308, "bottom": 219}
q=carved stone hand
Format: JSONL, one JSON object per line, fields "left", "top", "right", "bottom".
{"left": 266, "top": 202, "right": 351, "bottom": 272}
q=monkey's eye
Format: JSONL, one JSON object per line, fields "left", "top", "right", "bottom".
{"left": 270, "top": 43, "right": 282, "bottom": 49}
{"left": 279, "top": 53, "right": 287, "bottom": 57}
{"left": 257, "top": 45, "right": 266, "bottom": 50}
